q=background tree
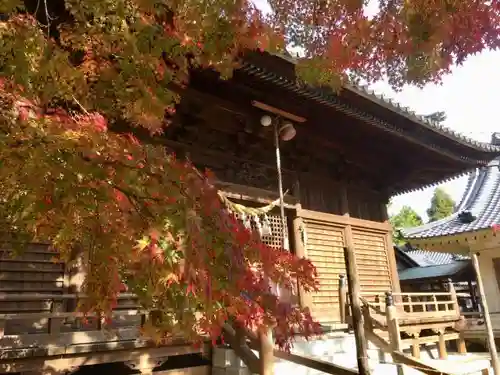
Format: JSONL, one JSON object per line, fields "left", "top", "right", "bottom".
{"left": 0, "top": 0, "right": 497, "bottom": 348}
{"left": 390, "top": 206, "right": 424, "bottom": 245}
{"left": 427, "top": 188, "right": 456, "bottom": 222}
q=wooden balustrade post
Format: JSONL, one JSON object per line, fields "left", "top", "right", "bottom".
{"left": 432, "top": 295, "right": 438, "bottom": 312}
{"left": 344, "top": 245, "right": 371, "bottom": 375}
{"left": 385, "top": 292, "right": 401, "bottom": 352}
{"left": 411, "top": 333, "right": 421, "bottom": 359}
{"left": 339, "top": 274, "right": 347, "bottom": 324}
{"left": 448, "top": 278, "right": 467, "bottom": 354}
{"left": 48, "top": 299, "right": 64, "bottom": 335}
{"left": 448, "top": 278, "right": 459, "bottom": 314}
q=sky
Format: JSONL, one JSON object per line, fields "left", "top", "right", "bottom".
{"left": 371, "top": 51, "right": 500, "bottom": 220}
{"left": 251, "top": 0, "right": 500, "bottom": 221}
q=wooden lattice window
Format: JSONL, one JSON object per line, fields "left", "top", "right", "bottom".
{"left": 233, "top": 212, "right": 286, "bottom": 249}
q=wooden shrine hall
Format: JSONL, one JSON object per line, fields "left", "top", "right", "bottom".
{"left": 2, "top": 51, "right": 500, "bottom": 375}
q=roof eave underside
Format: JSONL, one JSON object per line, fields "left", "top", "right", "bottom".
{"left": 399, "top": 261, "right": 471, "bottom": 281}
{"left": 242, "top": 52, "right": 500, "bottom": 155}
{"left": 238, "top": 57, "right": 500, "bottom": 195}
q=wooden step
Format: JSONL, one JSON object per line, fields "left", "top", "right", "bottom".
{"left": 0, "top": 251, "right": 59, "bottom": 262}
{"left": 0, "top": 243, "right": 52, "bottom": 252}
{"left": 0, "top": 300, "right": 53, "bottom": 311}
{"left": 0, "top": 272, "right": 63, "bottom": 282}
{"left": 0, "top": 261, "right": 64, "bottom": 273}
{"left": 0, "top": 286, "right": 63, "bottom": 293}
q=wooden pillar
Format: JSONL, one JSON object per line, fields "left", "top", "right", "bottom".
{"left": 411, "top": 334, "right": 421, "bottom": 359}
{"left": 340, "top": 184, "right": 349, "bottom": 217}
{"left": 457, "top": 331, "right": 467, "bottom": 355}
{"left": 469, "top": 280, "right": 479, "bottom": 311}
{"left": 438, "top": 330, "right": 448, "bottom": 360}
{"left": 344, "top": 243, "right": 371, "bottom": 375}
{"left": 259, "top": 328, "right": 274, "bottom": 375}
{"left": 472, "top": 252, "right": 500, "bottom": 375}
{"left": 292, "top": 207, "right": 312, "bottom": 308}
{"left": 48, "top": 299, "right": 64, "bottom": 335}
{"left": 339, "top": 274, "right": 347, "bottom": 324}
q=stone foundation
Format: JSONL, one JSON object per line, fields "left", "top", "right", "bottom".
{"left": 212, "top": 332, "right": 446, "bottom": 375}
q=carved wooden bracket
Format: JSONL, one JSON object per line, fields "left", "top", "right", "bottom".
{"left": 405, "top": 328, "right": 421, "bottom": 338}
{"left": 24, "top": 367, "right": 80, "bottom": 375}
{"left": 431, "top": 328, "right": 445, "bottom": 335}
{"left": 125, "top": 356, "right": 168, "bottom": 374}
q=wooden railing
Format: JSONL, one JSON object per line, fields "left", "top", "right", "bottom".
{"left": 339, "top": 277, "right": 463, "bottom": 326}
{"left": 0, "top": 292, "right": 145, "bottom": 338}
{"left": 0, "top": 293, "right": 214, "bottom": 373}
{"left": 340, "top": 277, "right": 468, "bottom": 361}
{"left": 361, "top": 292, "right": 462, "bottom": 323}
{"left": 0, "top": 293, "right": 362, "bottom": 375}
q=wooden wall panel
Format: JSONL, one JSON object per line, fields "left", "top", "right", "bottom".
{"left": 298, "top": 177, "right": 386, "bottom": 222}
{"left": 351, "top": 229, "right": 392, "bottom": 298}
{"left": 303, "top": 219, "right": 346, "bottom": 324}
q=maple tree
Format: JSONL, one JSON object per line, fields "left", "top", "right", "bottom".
{"left": 0, "top": 0, "right": 498, "bottom": 349}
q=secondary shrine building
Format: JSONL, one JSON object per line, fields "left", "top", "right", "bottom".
{"left": 404, "top": 135, "right": 500, "bottom": 343}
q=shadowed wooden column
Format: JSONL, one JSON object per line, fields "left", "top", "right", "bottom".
{"left": 344, "top": 240, "right": 371, "bottom": 375}
{"left": 339, "top": 274, "right": 348, "bottom": 324}
{"left": 259, "top": 328, "right": 274, "bottom": 375}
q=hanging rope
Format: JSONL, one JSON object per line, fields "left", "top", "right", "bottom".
{"left": 217, "top": 190, "right": 289, "bottom": 216}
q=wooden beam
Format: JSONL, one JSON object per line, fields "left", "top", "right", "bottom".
{"left": 472, "top": 252, "right": 500, "bottom": 375}
{"left": 344, "top": 242, "right": 371, "bottom": 375}
{"left": 0, "top": 344, "right": 206, "bottom": 373}
{"left": 251, "top": 100, "right": 307, "bottom": 123}
{"left": 297, "top": 208, "right": 391, "bottom": 232}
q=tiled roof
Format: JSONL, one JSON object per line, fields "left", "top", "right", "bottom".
{"left": 242, "top": 52, "right": 500, "bottom": 156}
{"left": 239, "top": 52, "right": 500, "bottom": 195}
{"left": 403, "top": 155, "right": 500, "bottom": 239}
{"left": 399, "top": 261, "right": 470, "bottom": 281}
{"left": 403, "top": 249, "right": 470, "bottom": 267}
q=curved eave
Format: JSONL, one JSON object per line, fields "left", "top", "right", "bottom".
{"left": 405, "top": 228, "right": 496, "bottom": 253}
{"left": 344, "top": 84, "right": 499, "bottom": 153}
{"left": 241, "top": 62, "right": 500, "bottom": 165}
{"left": 242, "top": 52, "right": 500, "bottom": 157}
{"left": 391, "top": 170, "right": 470, "bottom": 196}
